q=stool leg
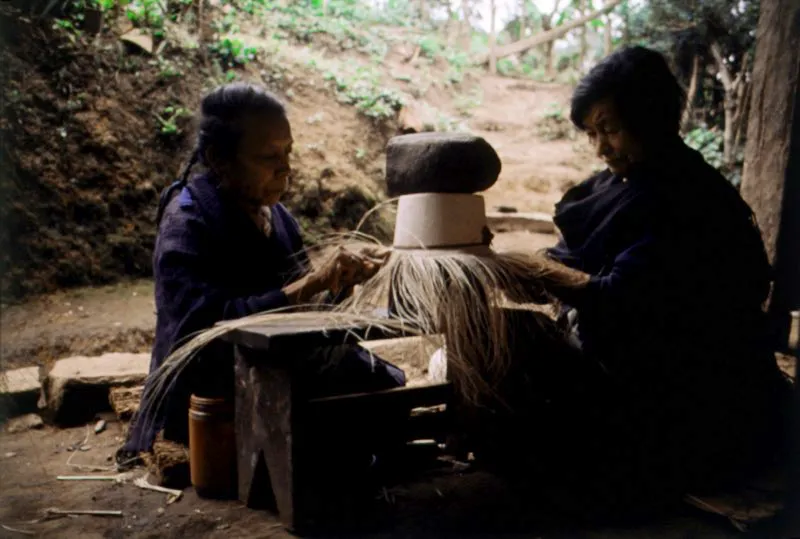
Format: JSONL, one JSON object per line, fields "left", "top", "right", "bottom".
{"left": 234, "top": 347, "right": 301, "bottom": 529}
{"left": 234, "top": 351, "right": 273, "bottom": 509}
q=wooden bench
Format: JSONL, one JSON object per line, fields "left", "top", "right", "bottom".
{"left": 222, "top": 318, "right": 453, "bottom": 533}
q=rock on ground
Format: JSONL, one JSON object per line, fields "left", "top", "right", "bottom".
{"left": 45, "top": 353, "right": 150, "bottom": 425}
{"left": 0, "top": 366, "right": 41, "bottom": 420}
{"left": 4, "top": 413, "right": 44, "bottom": 434}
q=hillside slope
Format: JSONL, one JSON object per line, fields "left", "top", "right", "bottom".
{"left": 0, "top": 7, "right": 393, "bottom": 300}
{"left": 0, "top": 2, "right": 596, "bottom": 304}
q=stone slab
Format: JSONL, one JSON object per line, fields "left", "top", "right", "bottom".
{"left": 46, "top": 353, "right": 150, "bottom": 425}
{"left": 4, "top": 413, "right": 44, "bottom": 434}
{"left": 486, "top": 211, "right": 556, "bottom": 235}
{"left": 0, "top": 366, "right": 42, "bottom": 420}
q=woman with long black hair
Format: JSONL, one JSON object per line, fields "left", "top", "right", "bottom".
{"left": 120, "top": 83, "right": 405, "bottom": 458}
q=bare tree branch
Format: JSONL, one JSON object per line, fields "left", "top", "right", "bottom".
{"left": 710, "top": 40, "right": 734, "bottom": 91}
{"left": 476, "top": 0, "right": 622, "bottom": 65}
{"left": 681, "top": 54, "right": 702, "bottom": 132}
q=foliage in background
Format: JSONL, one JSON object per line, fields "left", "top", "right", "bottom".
{"left": 42, "top": 0, "right": 759, "bottom": 182}
{"left": 683, "top": 126, "right": 742, "bottom": 186}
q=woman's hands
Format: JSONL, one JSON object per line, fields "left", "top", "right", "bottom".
{"left": 282, "top": 245, "right": 391, "bottom": 305}
{"left": 318, "top": 245, "right": 390, "bottom": 292}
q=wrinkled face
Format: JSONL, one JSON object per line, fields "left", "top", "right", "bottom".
{"left": 218, "top": 113, "right": 293, "bottom": 209}
{"left": 582, "top": 98, "right": 643, "bottom": 178}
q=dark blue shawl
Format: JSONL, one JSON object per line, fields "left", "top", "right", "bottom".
{"left": 546, "top": 140, "right": 779, "bottom": 400}
{"left": 124, "top": 173, "right": 404, "bottom": 453}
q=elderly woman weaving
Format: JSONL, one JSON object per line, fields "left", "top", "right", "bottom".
{"left": 120, "top": 83, "right": 405, "bottom": 459}
{"left": 448, "top": 46, "right": 792, "bottom": 519}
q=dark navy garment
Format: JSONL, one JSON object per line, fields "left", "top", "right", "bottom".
{"left": 532, "top": 140, "right": 791, "bottom": 492}
{"left": 123, "top": 173, "right": 405, "bottom": 453}
{"left": 546, "top": 141, "right": 780, "bottom": 395}
{"left": 470, "top": 141, "right": 791, "bottom": 507}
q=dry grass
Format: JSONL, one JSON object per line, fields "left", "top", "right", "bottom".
{"left": 127, "top": 201, "right": 571, "bottom": 448}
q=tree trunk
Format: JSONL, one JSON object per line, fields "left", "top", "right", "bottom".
{"left": 710, "top": 41, "right": 748, "bottom": 169}
{"left": 544, "top": 40, "right": 554, "bottom": 76}
{"left": 722, "top": 95, "right": 737, "bottom": 167}
{"left": 732, "top": 78, "right": 751, "bottom": 157}
{"left": 460, "top": 0, "right": 471, "bottom": 50}
{"left": 477, "top": 0, "right": 622, "bottom": 65}
{"left": 540, "top": 18, "right": 552, "bottom": 75}
{"left": 418, "top": 0, "right": 426, "bottom": 24}
{"left": 197, "top": 0, "right": 203, "bottom": 44}
{"left": 579, "top": 0, "right": 587, "bottom": 71}
{"left": 489, "top": 0, "right": 497, "bottom": 74}
{"left": 604, "top": 13, "right": 612, "bottom": 56}
{"left": 621, "top": 0, "right": 630, "bottom": 45}
{"left": 681, "top": 54, "right": 701, "bottom": 132}
{"left": 740, "top": 3, "right": 800, "bottom": 530}
{"left": 740, "top": 0, "right": 800, "bottom": 351}
{"left": 444, "top": 0, "right": 455, "bottom": 45}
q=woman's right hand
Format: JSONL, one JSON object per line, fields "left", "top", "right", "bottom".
{"left": 311, "top": 247, "right": 362, "bottom": 293}
{"left": 283, "top": 246, "right": 389, "bottom": 304}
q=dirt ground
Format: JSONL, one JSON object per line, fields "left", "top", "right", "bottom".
{"left": 0, "top": 421, "right": 746, "bottom": 539}
{"left": 469, "top": 77, "right": 598, "bottom": 214}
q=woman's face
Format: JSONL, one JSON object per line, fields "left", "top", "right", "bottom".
{"left": 220, "top": 113, "right": 293, "bottom": 209}
{"left": 582, "top": 98, "right": 643, "bottom": 178}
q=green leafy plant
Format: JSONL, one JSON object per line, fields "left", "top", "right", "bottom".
{"left": 453, "top": 88, "right": 483, "bottom": 117}
{"left": 418, "top": 35, "right": 441, "bottom": 60}
{"left": 210, "top": 37, "right": 259, "bottom": 68}
{"left": 125, "top": 0, "right": 165, "bottom": 29}
{"left": 323, "top": 66, "right": 404, "bottom": 120}
{"left": 684, "top": 127, "right": 724, "bottom": 169}
{"left": 496, "top": 58, "right": 517, "bottom": 77}
{"left": 155, "top": 58, "right": 182, "bottom": 79}
{"left": 684, "top": 126, "right": 742, "bottom": 186}
{"left": 536, "top": 103, "right": 573, "bottom": 141}
{"left": 154, "top": 105, "right": 189, "bottom": 136}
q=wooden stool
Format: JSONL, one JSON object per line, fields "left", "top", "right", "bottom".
{"left": 223, "top": 319, "right": 452, "bottom": 533}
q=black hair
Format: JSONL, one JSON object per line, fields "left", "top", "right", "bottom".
{"left": 156, "top": 83, "right": 286, "bottom": 225}
{"left": 570, "top": 46, "right": 686, "bottom": 145}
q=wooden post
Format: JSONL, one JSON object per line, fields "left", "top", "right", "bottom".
{"left": 739, "top": 0, "right": 800, "bottom": 351}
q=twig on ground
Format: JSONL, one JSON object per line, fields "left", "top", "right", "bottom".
{"left": 56, "top": 473, "right": 134, "bottom": 482}
{"left": 1, "top": 523, "right": 35, "bottom": 535}
{"left": 44, "top": 509, "right": 123, "bottom": 517}
{"left": 133, "top": 474, "right": 183, "bottom": 504}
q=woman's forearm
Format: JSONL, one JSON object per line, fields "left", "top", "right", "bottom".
{"left": 530, "top": 253, "right": 592, "bottom": 303}
{"left": 282, "top": 274, "right": 325, "bottom": 305}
